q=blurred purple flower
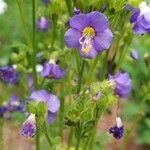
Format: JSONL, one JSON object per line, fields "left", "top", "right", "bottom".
{"left": 0, "top": 66, "right": 19, "bottom": 84}
{"left": 21, "top": 114, "right": 36, "bottom": 137}
{"left": 109, "top": 117, "right": 124, "bottom": 139}
{"left": 36, "top": 17, "right": 50, "bottom": 32}
{"left": 64, "top": 11, "right": 113, "bottom": 59}
{"left": 128, "top": 2, "right": 150, "bottom": 34}
{"left": 30, "top": 90, "right": 60, "bottom": 124}
{"left": 109, "top": 72, "right": 132, "bottom": 98}
{"left": 42, "top": 0, "right": 50, "bottom": 5}
{"left": 0, "top": 106, "right": 8, "bottom": 117}
{"left": 40, "top": 61, "right": 65, "bottom": 79}
{"left": 130, "top": 50, "right": 139, "bottom": 60}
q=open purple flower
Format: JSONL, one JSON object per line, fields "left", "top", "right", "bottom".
{"left": 40, "top": 60, "right": 65, "bottom": 79}
{"left": 21, "top": 114, "right": 36, "bottom": 137}
{"left": 30, "top": 90, "right": 60, "bottom": 124}
{"left": 64, "top": 11, "right": 113, "bottom": 59}
{"left": 109, "top": 117, "right": 124, "bottom": 139}
{"left": 109, "top": 72, "right": 132, "bottom": 98}
{"left": 128, "top": 2, "right": 150, "bottom": 34}
{"left": 36, "top": 17, "right": 50, "bottom": 32}
{"left": 0, "top": 66, "right": 19, "bottom": 84}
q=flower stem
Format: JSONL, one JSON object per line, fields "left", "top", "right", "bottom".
{"left": 32, "top": 0, "right": 38, "bottom": 89}
{"left": 35, "top": 117, "right": 40, "bottom": 150}
{"left": 16, "top": 0, "right": 32, "bottom": 47}
{"left": 0, "top": 119, "right": 3, "bottom": 149}
{"left": 67, "top": 127, "right": 73, "bottom": 149}
{"left": 43, "top": 121, "right": 52, "bottom": 147}
{"left": 77, "top": 60, "right": 86, "bottom": 93}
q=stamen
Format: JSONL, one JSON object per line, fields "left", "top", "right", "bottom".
{"left": 79, "top": 27, "right": 95, "bottom": 54}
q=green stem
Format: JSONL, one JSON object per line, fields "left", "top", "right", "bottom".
{"left": 0, "top": 119, "right": 3, "bottom": 150}
{"left": 65, "top": 0, "right": 73, "bottom": 16}
{"left": 16, "top": 0, "right": 32, "bottom": 47}
{"left": 32, "top": 0, "right": 38, "bottom": 89}
{"left": 67, "top": 127, "right": 73, "bottom": 149}
{"left": 35, "top": 117, "right": 40, "bottom": 150}
{"left": 86, "top": 55, "right": 100, "bottom": 85}
{"left": 77, "top": 60, "right": 86, "bottom": 93}
{"left": 76, "top": 137, "right": 81, "bottom": 150}
{"left": 43, "top": 121, "right": 52, "bottom": 147}
{"left": 59, "top": 97, "right": 65, "bottom": 138}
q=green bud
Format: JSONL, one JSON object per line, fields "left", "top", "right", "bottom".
{"left": 11, "top": 53, "right": 19, "bottom": 62}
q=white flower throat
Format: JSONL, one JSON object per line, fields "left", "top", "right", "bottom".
{"left": 79, "top": 27, "right": 95, "bottom": 54}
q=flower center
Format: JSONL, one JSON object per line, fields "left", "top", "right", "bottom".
{"left": 79, "top": 27, "right": 95, "bottom": 54}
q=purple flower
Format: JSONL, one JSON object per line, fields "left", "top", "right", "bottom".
{"left": 30, "top": 90, "right": 60, "bottom": 124}
{"left": 109, "top": 72, "right": 132, "bottom": 98}
{"left": 130, "top": 50, "right": 139, "bottom": 60}
{"left": 21, "top": 114, "right": 36, "bottom": 137}
{"left": 64, "top": 11, "right": 113, "bottom": 59}
{"left": 73, "top": 7, "right": 81, "bottom": 15}
{"left": 40, "top": 61, "right": 65, "bottom": 79}
{"left": 0, "top": 66, "right": 19, "bottom": 84}
{"left": 128, "top": 2, "right": 150, "bottom": 34}
{"left": 36, "top": 17, "right": 50, "bottom": 32}
{"left": 42, "top": 0, "right": 50, "bottom": 5}
{"left": 109, "top": 117, "right": 124, "bottom": 139}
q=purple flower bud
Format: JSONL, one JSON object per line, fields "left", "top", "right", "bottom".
{"left": 40, "top": 61, "right": 65, "bottom": 79}
{"left": 0, "top": 66, "right": 19, "bottom": 84}
{"left": 109, "top": 117, "right": 124, "bottom": 139}
{"left": 28, "top": 75, "right": 34, "bottom": 93}
{"left": 73, "top": 7, "right": 81, "bottom": 15}
{"left": 30, "top": 90, "right": 60, "bottom": 124}
{"left": 36, "top": 17, "right": 50, "bottom": 32}
{"left": 21, "top": 114, "right": 36, "bottom": 137}
{"left": 130, "top": 50, "right": 139, "bottom": 60}
{"left": 109, "top": 72, "right": 132, "bottom": 98}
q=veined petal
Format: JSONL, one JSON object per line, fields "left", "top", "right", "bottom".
{"left": 87, "top": 11, "right": 108, "bottom": 32}
{"left": 46, "top": 94, "right": 60, "bottom": 113}
{"left": 78, "top": 43, "right": 98, "bottom": 59}
{"left": 30, "top": 90, "right": 50, "bottom": 102}
{"left": 133, "top": 22, "right": 147, "bottom": 34}
{"left": 64, "top": 28, "right": 81, "bottom": 48}
{"left": 47, "top": 112, "right": 57, "bottom": 124}
{"left": 69, "top": 14, "right": 89, "bottom": 31}
{"left": 93, "top": 29, "right": 113, "bottom": 52}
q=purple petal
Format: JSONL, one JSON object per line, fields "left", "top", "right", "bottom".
{"left": 64, "top": 28, "right": 81, "bottom": 48}
{"left": 130, "top": 9, "right": 140, "bottom": 23}
{"left": 40, "top": 62, "right": 50, "bottom": 77}
{"left": 87, "top": 11, "right": 108, "bottom": 32}
{"left": 141, "top": 12, "right": 150, "bottom": 29}
{"left": 47, "top": 112, "right": 57, "bottom": 124}
{"left": 93, "top": 29, "right": 113, "bottom": 52}
{"left": 30, "top": 90, "right": 50, "bottom": 102}
{"left": 133, "top": 22, "right": 147, "bottom": 34}
{"left": 46, "top": 94, "right": 60, "bottom": 113}
{"left": 78, "top": 43, "right": 98, "bottom": 59}
{"left": 69, "top": 14, "right": 89, "bottom": 31}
